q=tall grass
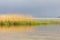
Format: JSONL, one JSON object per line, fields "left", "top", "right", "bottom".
{"left": 0, "top": 20, "right": 59, "bottom": 26}
{"left": 0, "top": 20, "right": 40, "bottom": 26}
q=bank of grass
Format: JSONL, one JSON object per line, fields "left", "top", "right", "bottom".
{"left": 0, "top": 20, "right": 59, "bottom": 26}
{"left": 0, "top": 20, "right": 41, "bottom": 26}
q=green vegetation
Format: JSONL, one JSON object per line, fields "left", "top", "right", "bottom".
{"left": 0, "top": 21, "right": 41, "bottom": 26}
{"left": 0, "top": 20, "right": 60, "bottom": 26}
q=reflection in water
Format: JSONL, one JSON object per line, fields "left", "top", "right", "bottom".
{"left": 0, "top": 26, "right": 36, "bottom": 40}
{"left": 0, "top": 26, "right": 35, "bottom": 32}
{"left": 0, "top": 25, "right": 60, "bottom": 40}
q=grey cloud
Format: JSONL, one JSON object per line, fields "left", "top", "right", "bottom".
{"left": 0, "top": 0, "right": 60, "bottom": 17}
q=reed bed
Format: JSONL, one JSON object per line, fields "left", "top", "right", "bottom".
{"left": 0, "top": 20, "right": 59, "bottom": 26}
{"left": 0, "top": 20, "right": 40, "bottom": 26}
{"left": 0, "top": 15, "right": 59, "bottom": 26}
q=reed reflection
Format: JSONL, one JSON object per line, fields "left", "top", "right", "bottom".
{"left": 0, "top": 26, "right": 35, "bottom": 33}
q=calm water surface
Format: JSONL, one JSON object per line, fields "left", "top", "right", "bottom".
{"left": 0, "top": 25, "right": 60, "bottom": 40}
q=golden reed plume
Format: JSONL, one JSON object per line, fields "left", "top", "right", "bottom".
{"left": 0, "top": 14, "right": 33, "bottom": 21}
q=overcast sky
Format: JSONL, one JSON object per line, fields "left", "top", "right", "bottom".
{"left": 0, "top": 0, "right": 60, "bottom": 18}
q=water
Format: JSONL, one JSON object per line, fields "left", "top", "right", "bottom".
{"left": 0, "top": 25, "right": 60, "bottom": 40}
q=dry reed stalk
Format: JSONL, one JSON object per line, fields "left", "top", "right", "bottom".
{"left": 0, "top": 14, "right": 34, "bottom": 22}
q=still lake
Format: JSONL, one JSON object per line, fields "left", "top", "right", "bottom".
{"left": 0, "top": 24, "right": 60, "bottom": 40}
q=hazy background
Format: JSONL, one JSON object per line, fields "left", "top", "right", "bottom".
{"left": 0, "top": 0, "right": 60, "bottom": 18}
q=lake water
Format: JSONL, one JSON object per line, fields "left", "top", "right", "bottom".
{"left": 0, "top": 24, "right": 60, "bottom": 40}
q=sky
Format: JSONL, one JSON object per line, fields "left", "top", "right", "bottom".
{"left": 0, "top": 0, "right": 60, "bottom": 18}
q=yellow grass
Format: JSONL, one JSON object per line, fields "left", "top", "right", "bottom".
{"left": 0, "top": 14, "right": 33, "bottom": 21}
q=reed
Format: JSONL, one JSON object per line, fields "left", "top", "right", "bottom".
{"left": 0, "top": 20, "right": 59, "bottom": 26}
{"left": 0, "top": 15, "right": 57, "bottom": 26}
{"left": 0, "top": 21, "right": 40, "bottom": 26}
